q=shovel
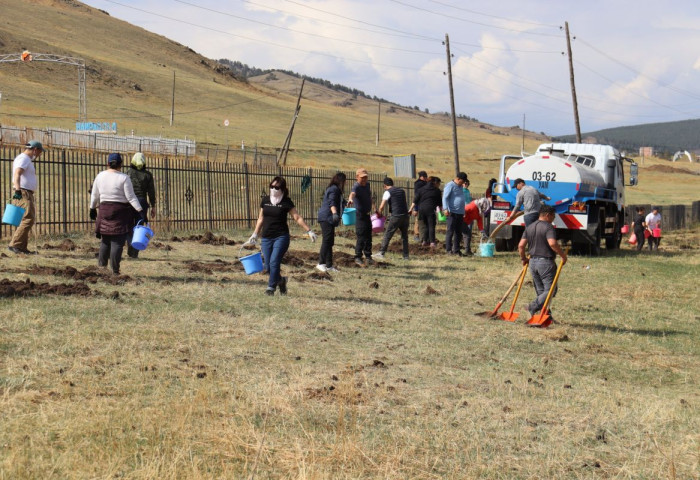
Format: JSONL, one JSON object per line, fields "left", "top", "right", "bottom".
{"left": 526, "top": 258, "right": 565, "bottom": 328}
{"left": 498, "top": 262, "right": 529, "bottom": 322}
{"left": 487, "top": 263, "right": 528, "bottom": 318}
{"left": 489, "top": 210, "right": 524, "bottom": 241}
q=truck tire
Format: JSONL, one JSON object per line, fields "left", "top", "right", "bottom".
{"left": 495, "top": 237, "right": 517, "bottom": 252}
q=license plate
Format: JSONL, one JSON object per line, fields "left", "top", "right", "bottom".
{"left": 492, "top": 211, "right": 508, "bottom": 222}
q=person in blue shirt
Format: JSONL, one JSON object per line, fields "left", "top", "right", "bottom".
{"left": 442, "top": 172, "right": 468, "bottom": 255}
{"left": 316, "top": 172, "right": 346, "bottom": 273}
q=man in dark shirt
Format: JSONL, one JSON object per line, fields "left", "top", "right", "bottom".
{"left": 347, "top": 168, "right": 374, "bottom": 266}
{"left": 413, "top": 171, "right": 428, "bottom": 242}
{"left": 373, "top": 177, "right": 410, "bottom": 261}
{"left": 518, "top": 205, "right": 567, "bottom": 319}
{"left": 126, "top": 152, "right": 157, "bottom": 258}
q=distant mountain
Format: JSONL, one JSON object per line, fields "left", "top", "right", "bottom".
{"left": 554, "top": 119, "right": 700, "bottom": 155}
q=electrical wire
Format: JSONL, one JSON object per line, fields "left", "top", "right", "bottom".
{"left": 426, "top": 0, "right": 560, "bottom": 28}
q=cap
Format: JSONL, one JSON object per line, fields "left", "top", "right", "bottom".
{"left": 356, "top": 168, "right": 369, "bottom": 178}
{"left": 131, "top": 152, "right": 146, "bottom": 170}
{"left": 456, "top": 172, "right": 468, "bottom": 181}
{"left": 652, "top": 205, "right": 660, "bottom": 211}
{"left": 418, "top": 170, "right": 427, "bottom": 178}
{"left": 383, "top": 177, "right": 394, "bottom": 186}
{"left": 26, "top": 140, "right": 44, "bottom": 151}
{"left": 107, "top": 152, "right": 123, "bottom": 166}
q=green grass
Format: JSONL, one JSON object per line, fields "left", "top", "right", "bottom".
{"left": 0, "top": 225, "right": 698, "bottom": 478}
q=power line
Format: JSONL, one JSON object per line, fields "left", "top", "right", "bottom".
{"left": 426, "top": 0, "right": 560, "bottom": 29}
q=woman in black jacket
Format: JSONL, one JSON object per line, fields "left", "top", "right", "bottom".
{"left": 316, "top": 172, "right": 346, "bottom": 273}
{"left": 409, "top": 176, "right": 442, "bottom": 247}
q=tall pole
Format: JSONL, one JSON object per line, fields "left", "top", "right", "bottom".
{"left": 522, "top": 113, "right": 526, "bottom": 153}
{"left": 444, "top": 34, "right": 460, "bottom": 175}
{"left": 170, "top": 70, "right": 175, "bottom": 126}
{"left": 565, "top": 22, "right": 581, "bottom": 142}
{"left": 376, "top": 100, "right": 381, "bottom": 146}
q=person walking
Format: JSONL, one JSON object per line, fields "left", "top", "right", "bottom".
{"left": 373, "top": 177, "right": 410, "bottom": 261}
{"left": 89, "top": 153, "right": 145, "bottom": 275}
{"left": 409, "top": 176, "right": 442, "bottom": 247}
{"left": 631, "top": 206, "right": 647, "bottom": 251}
{"left": 645, "top": 206, "right": 662, "bottom": 251}
{"left": 8, "top": 140, "right": 44, "bottom": 255}
{"left": 246, "top": 176, "right": 317, "bottom": 296}
{"left": 463, "top": 197, "right": 490, "bottom": 256}
{"left": 518, "top": 205, "right": 567, "bottom": 321}
{"left": 413, "top": 171, "right": 428, "bottom": 242}
{"left": 316, "top": 172, "right": 346, "bottom": 273}
{"left": 462, "top": 179, "right": 473, "bottom": 254}
{"left": 347, "top": 168, "right": 375, "bottom": 266}
{"left": 505, "top": 178, "right": 551, "bottom": 227}
{"left": 126, "top": 152, "right": 156, "bottom": 258}
{"left": 442, "top": 172, "right": 468, "bottom": 255}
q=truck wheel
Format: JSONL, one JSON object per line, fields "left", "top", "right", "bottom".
{"left": 495, "top": 237, "right": 517, "bottom": 252}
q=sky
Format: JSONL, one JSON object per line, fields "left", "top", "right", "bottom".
{"left": 81, "top": 0, "right": 700, "bottom": 136}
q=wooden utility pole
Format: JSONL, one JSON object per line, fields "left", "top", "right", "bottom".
{"left": 376, "top": 100, "right": 381, "bottom": 146}
{"left": 170, "top": 70, "right": 175, "bottom": 126}
{"left": 444, "top": 34, "right": 460, "bottom": 176}
{"left": 565, "top": 22, "right": 581, "bottom": 142}
{"left": 522, "top": 113, "right": 526, "bottom": 153}
{"left": 278, "top": 78, "right": 305, "bottom": 166}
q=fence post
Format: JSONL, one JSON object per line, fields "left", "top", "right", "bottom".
{"left": 244, "top": 162, "right": 252, "bottom": 229}
{"left": 61, "top": 150, "right": 68, "bottom": 233}
{"left": 164, "top": 156, "right": 171, "bottom": 232}
{"left": 206, "top": 160, "right": 214, "bottom": 231}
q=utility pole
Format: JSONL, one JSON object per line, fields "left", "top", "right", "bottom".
{"left": 170, "top": 70, "right": 175, "bottom": 126}
{"left": 376, "top": 100, "right": 381, "bottom": 146}
{"left": 522, "top": 113, "right": 526, "bottom": 153}
{"left": 564, "top": 22, "right": 581, "bottom": 142}
{"left": 443, "top": 34, "right": 460, "bottom": 176}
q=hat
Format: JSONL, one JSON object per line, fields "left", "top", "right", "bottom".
{"left": 456, "top": 172, "right": 468, "bottom": 181}
{"left": 652, "top": 205, "right": 660, "bottom": 211}
{"left": 356, "top": 168, "right": 369, "bottom": 178}
{"left": 383, "top": 177, "right": 394, "bottom": 186}
{"left": 131, "top": 152, "right": 146, "bottom": 170}
{"left": 107, "top": 152, "right": 123, "bottom": 166}
{"left": 418, "top": 170, "right": 427, "bottom": 178}
{"left": 26, "top": 140, "right": 43, "bottom": 151}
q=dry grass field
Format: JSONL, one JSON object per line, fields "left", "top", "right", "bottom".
{"left": 0, "top": 224, "right": 698, "bottom": 479}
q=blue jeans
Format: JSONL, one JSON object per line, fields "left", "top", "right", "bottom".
{"left": 261, "top": 234, "right": 290, "bottom": 290}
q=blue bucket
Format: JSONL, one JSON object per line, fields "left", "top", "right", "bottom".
{"left": 342, "top": 207, "right": 356, "bottom": 226}
{"left": 480, "top": 240, "right": 495, "bottom": 258}
{"left": 2, "top": 203, "right": 25, "bottom": 227}
{"left": 240, "top": 252, "right": 263, "bottom": 275}
{"left": 132, "top": 222, "right": 154, "bottom": 250}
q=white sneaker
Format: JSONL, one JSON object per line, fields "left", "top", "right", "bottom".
{"left": 372, "top": 252, "right": 385, "bottom": 260}
{"left": 326, "top": 266, "right": 340, "bottom": 273}
{"left": 315, "top": 264, "right": 328, "bottom": 272}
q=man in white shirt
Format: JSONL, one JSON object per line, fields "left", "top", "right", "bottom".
{"left": 8, "top": 140, "right": 43, "bottom": 254}
{"left": 645, "top": 206, "right": 662, "bottom": 251}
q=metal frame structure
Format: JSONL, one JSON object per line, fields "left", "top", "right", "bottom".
{"left": 0, "top": 52, "right": 87, "bottom": 121}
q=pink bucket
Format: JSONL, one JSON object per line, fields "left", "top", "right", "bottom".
{"left": 644, "top": 230, "right": 651, "bottom": 239}
{"left": 621, "top": 224, "right": 629, "bottom": 234}
{"left": 652, "top": 228, "right": 661, "bottom": 238}
{"left": 371, "top": 213, "right": 385, "bottom": 233}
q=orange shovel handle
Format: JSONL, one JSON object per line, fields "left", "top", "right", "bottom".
{"left": 539, "top": 259, "right": 565, "bottom": 315}
{"left": 490, "top": 264, "right": 528, "bottom": 315}
{"left": 504, "top": 262, "right": 529, "bottom": 316}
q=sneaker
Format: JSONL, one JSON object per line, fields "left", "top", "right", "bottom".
{"left": 8, "top": 246, "right": 22, "bottom": 254}
{"left": 354, "top": 258, "right": 364, "bottom": 267}
{"left": 265, "top": 287, "right": 275, "bottom": 296}
{"left": 464, "top": 250, "right": 473, "bottom": 257}
{"left": 315, "top": 264, "right": 328, "bottom": 272}
{"left": 402, "top": 256, "right": 409, "bottom": 260}
{"left": 366, "top": 258, "right": 376, "bottom": 266}
{"left": 413, "top": 235, "right": 420, "bottom": 242}
{"left": 326, "top": 266, "right": 340, "bottom": 273}
{"left": 527, "top": 305, "right": 538, "bottom": 318}
{"left": 373, "top": 252, "right": 385, "bottom": 260}
{"left": 278, "top": 277, "right": 288, "bottom": 295}
{"left": 429, "top": 242, "right": 436, "bottom": 248}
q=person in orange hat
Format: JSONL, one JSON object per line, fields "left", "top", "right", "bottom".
{"left": 347, "top": 168, "right": 375, "bottom": 266}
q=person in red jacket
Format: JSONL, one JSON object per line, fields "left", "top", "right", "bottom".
{"left": 463, "top": 197, "right": 490, "bottom": 256}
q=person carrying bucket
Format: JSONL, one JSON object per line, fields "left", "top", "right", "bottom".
{"left": 645, "top": 206, "right": 662, "bottom": 252}
{"left": 631, "top": 206, "right": 647, "bottom": 251}
{"left": 373, "top": 177, "right": 410, "bottom": 261}
{"left": 316, "top": 172, "right": 346, "bottom": 273}
{"left": 463, "top": 197, "right": 490, "bottom": 257}
{"left": 7, "top": 140, "right": 44, "bottom": 255}
{"left": 347, "top": 168, "right": 375, "bottom": 267}
{"left": 89, "top": 153, "right": 145, "bottom": 275}
{"left": 409, "top": 176, "right": 442, "bottom": 248}
{"left": 245, "top": 176, "right": 317, "bottom": 296}
{"left": 517, "top": 204, "right": 567, "bottom": 322}
{"left": 126, "top": 152, "right": 156, "bottom": 259}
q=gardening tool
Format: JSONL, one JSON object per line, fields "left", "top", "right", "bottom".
{"left": 488, "top": 210, "right": 523, "bottom": 241}
{"left": 498, "top": 262, "right": 529, "bottom": 322}
{"left": 487, "top": 263, "right": 528, "bottom": 318}
{"left": 526, "top": 258, "right": 565, "bottom": 328}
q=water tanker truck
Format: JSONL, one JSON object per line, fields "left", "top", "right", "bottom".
{"left": 489, "top": 143, "right": 639, "bottom": 254}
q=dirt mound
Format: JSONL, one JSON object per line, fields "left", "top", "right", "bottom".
{"left": 151, "top": 241, "right": 173, "bottom": 251}
{"left": 0, "top": 278, "right": 92, "bottom": 297}
{"left": 646, "top": 164, "right": 699, "bottom": 175}
{"left": 186, "top": 259, "right": 241, "bottom": 274}
{"left": 24, "top": 265, "right": 137, "bottom": 285}
{"left": 41, "top": 239, "right": 77, "bottom": 251}
{"left": 171, "top": 232, "right": 237, "bottom": 245}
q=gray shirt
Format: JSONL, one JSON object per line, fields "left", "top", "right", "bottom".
{"left": 522, "top": 220, "right": 556, "bottom": 258}
{"left": 514, "top": 185, "right": 547, "bottom": 215}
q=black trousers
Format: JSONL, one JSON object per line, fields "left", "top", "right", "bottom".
{"left": 379, "top": 214, "right": 410, "bottom": 257}
{"left": 318, "top": 221, "right": 336, "bottom": 267}
{"left": 99, "top": 233, "right": 128, "bottom": 274}
{"left": 354, "top": 213, "right": 373, "bottom": 259}
{"left": 445, "top": 213, "right": 464, "bottom": 253}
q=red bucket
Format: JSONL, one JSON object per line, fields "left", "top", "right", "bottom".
{"left": 621, "top": 224, "right": 629, "bottom": 234}
{"left": 652, "top": 228, "right": 661, "bottom": 238}
{"left": 644, "top": 230, "right": 651, "bottom": 239}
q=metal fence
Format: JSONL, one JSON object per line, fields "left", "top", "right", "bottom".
{"left": 1, "top": 146, "right": 406, "bottom": 239}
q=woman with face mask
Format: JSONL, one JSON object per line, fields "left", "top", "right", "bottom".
{"left": 245, "top": 176, "right": 317, "bottom": 296}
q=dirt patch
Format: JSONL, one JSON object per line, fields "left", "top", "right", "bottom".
{"left": 23, "top": 265, "right": 137, "bottom": 285}
{"left": 150, "top": 241, "right": 173, "bottom": 251}
{"left": 171, "top": 232, "right": 237, "bottom": 245}
{"left": 186, "top": 259, "right": 241, "bottom": 274}
{"left": 41, "top": 239, "right": 77, "bottom": 251}
{"left": 0, "top": 278, "right": 92, "bottom": 297}
{"left": 646, "top": 164, "right": 699, "bottom": 175}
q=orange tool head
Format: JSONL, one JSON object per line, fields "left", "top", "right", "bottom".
{"left": 526, "top": 312, "right": 552, "bottom": 328}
